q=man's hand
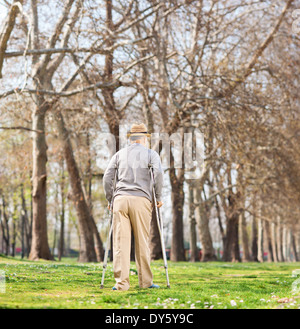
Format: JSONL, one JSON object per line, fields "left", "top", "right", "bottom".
{"left": 157, "top": 201, "right": 163, "bottom": 208}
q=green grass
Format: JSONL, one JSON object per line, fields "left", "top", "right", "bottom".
{"left": 0, "top": 254, "right": 300, "bottom": 309}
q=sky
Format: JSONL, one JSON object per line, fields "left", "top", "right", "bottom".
{"left": 0, "top": 2, "right": 8, "bottom": 22}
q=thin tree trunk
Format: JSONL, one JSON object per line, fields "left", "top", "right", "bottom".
{"left": 232, "top": 214, "right": 241, "bottom": 262}
{"left": 1, "top": 195, "right": 10, "bottom": 256}
{"left": 189, "top": 184, "right": 199, "bottom": 262}
{"left": 54, "top": 109, "right": 97, "bottom": 262}
{"left": 290, "top": 228, "right": 299, "bottom": 262}
{"left": 11, "top": 198, "right": 17, "bottom": 257}
{"left": 286, "top": 227, "right": 292, "bottom": 262}
{"left": 147, "top": 107, "right": 162, "bottom": 261}
{"left": 52, "top": 183, "right": 60, "bottom": 258}
{"left": 29, "top": 172, "right": 33, "bottom": 256}
{"left": 251, "top": 213, "right": 258, "bottom": 262}
{"left": 168, "top": 129, "right": 186, "bottom": 262}
{"left": 276, "top": 217, "right": 284, "bottom": 262}
{"left": 83, "top": 135, "right": 104, "bottom": 262}
{"left": 240, "top": 212, "right": 251, "bottom": 262}
{"left": 29, "top": 106, "right": 53, "bottom": 260}
{"left": 150, "top": 206, "right": 163, "bottom": 260}
{"left": 223, "top": 192, "right": 241, "bottom": 262}
{"left": 257, "top": 217, "right": 264, "bottom": 263}
{"left": 58, "top": 159, "right": 65, "bottom": 261}
{"left": 232, "top": 194, "right": 242, "bottom": 262}
{"left": 0, "top": 209, "right": 4, "bottom": 254}
{"left": 90, "top": 214, "right": 104, "bottom": 262}
{"left": 222, "top": 212, "right": 239, "bottom": 262}
{"left": 21, "top": 211, "right": 25, "bottom": 259}
{"left": 52, "top": 216, "right": 57, "bottom": 258}
{"left": 215, "top": 195, "right": 226, "bottom": 255}
{"left": 102, "top": 0, "right": 123, "bottom": 262}
{"left": 67, "top": 217, "right": 72, "bottom": 256}
{"left": 264, "top": 220, "right": 274, "bottom": 262}
{"left": 194, "top": 188, "right": 216, "bottom": 262}
{"left": 294, "top": 230, "right": 300, "bottom": 260}
{"left": 170, "top": 172, "right": 185, "bottom": 261}
{"left": 21, "top": 183, "right": 31, "bottom": 257}
{"left": 282, "top": 224, "right": 288, "bottom": 262}
{"left": 271, "top": 221, "right": 278, "bottom": 262}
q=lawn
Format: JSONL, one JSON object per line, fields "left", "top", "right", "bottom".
{"left": 0, "top": 254, "right": 300, "bottom": 309}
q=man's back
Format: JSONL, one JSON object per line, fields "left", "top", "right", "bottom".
{"left": 103, "top": 143, "right": 163, "bottom": 203}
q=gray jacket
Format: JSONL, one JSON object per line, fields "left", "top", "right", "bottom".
{"left": 103, "top": 143, "right": 163, "bottom": 203}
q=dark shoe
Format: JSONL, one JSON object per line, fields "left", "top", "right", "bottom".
{"left": 148, "top": 284, "right": 159, "bottom": 288}
{"left": 112, "top": 286, "right": 117, "bottom": 291}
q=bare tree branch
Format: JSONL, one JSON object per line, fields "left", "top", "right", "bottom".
{"left": 221, "top": 0, "right": 294, "bottom": 96}
{"left": 46, "top": 0, "right": 83, "bottom": 78}
{"left": 0, "top": 126, "right": 42, "bottom": 133}
{"left": 0, "top": 0, "right": 24, "bottom": 78}
{"left": 3, "top": 36, "right": 153, "bottom": 58}
{"left": 33, "top": 0, "right": 75, "bottom": 78}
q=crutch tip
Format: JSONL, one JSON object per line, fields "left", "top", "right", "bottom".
{"left": 167, "top": 285, "right": 171, "bottom": 288}
{"left": 100, "top": 285, "right": 104, "bottom": 289}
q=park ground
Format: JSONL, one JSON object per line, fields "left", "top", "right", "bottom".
{"left": 0, "top": 255, "right": 300, "bottom": 309}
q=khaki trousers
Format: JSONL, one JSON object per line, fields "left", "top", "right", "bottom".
{"left": 112, "top": 195, "right": 153, "bottom": 291}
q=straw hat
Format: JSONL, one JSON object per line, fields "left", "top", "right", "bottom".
{"left": 127, "top": 123, "right": 151, "bottom": 137}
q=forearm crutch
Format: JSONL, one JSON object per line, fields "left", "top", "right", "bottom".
{"left": 149, "top": 165, "right": 170, "bottom": 288}
{"left": 100, "top": 168, "right": 117, "bottom": 289}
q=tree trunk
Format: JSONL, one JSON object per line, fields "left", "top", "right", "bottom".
{"left": 52, "top": 213, "right": 58, "bottom": 258}
{"left": 223, "top": 213, "right": 239, "bottom": 262}
{"left": 189, "top": 184, "right": 199, "bottom": 262}
{"left": 0, "top": 209, "right": 3, "bottom": 254}
{"left": 264, "top": 220, "right": 274, "bottom": 262}
{"left": 11, "top": 199, "right": 17, "bottom": 257}
{"left": 21, "top": 211, "right": 25, "bottom": 259}
{"left": 29, "top": 106, "right": 53, "bottom": 260}
{"left": 90, "top": 214, "right": 104, "bottom": 262}
{"left": 282, "top": 224, "right": 288, "bottom": 262}
{"left": 54, "top": 110, "right": 97, "bottom": 262}
{"left": 21, "top": 183, "right": 31, "bottom": 257}
{"left": 149, "top": 204, "right": 162, "bottom": 260}
{"left": 170, "top": 174, "right": 186, "bottom": 261}
{"left": 1, "top": 195, "right": 10, "bottom": 256}
{"left": 215, "top": 195, "right": 226, "bottom": 257}
{"left": 58, "top": 159, "right": 65, "bottom": 261}
{"left": 232, "top": 214, "right": 241, "bottom": 262}
{"left": 147, "top": 109, "right": 162, "bottom": 261}
{"left": 0, "top": 208, "right": 4, "bottom": 254}
{"left": 297, "top": 232, "right": 300, "bottom": 262}
{"left": 290, "top": 228, "right": 299, "bottom": 262}
{"left": 240, "top": 212, "right": 251, "bottom": 262}
{"left": 83, "top": 135, "right": 104, "bottom": 262}
{"left": 223, "top": 192, "right": 241, "bottom": 262}
{"left": 271, "top": 221, "right": 278, "bottom": 262}
{"left": 194, "top": 188, "right": 216, "bottom": 262}
{"left": 257, "top": 217, "right": 264, "bottom": 263}
{"left": 29, "top": 173, "right": 33, "bottom": 256}
{"left": 276, "top": 217, "right": 284, "bottom": 262}
{"left": 251, "top": 213, "right": 258, "bottom": 262}
{"left": 150, "top": 208, "right": 163, "bottom": 260}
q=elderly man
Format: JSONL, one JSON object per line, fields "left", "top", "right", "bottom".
{"left": 103, "top": 123, "right": 163, "bottom": 291}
